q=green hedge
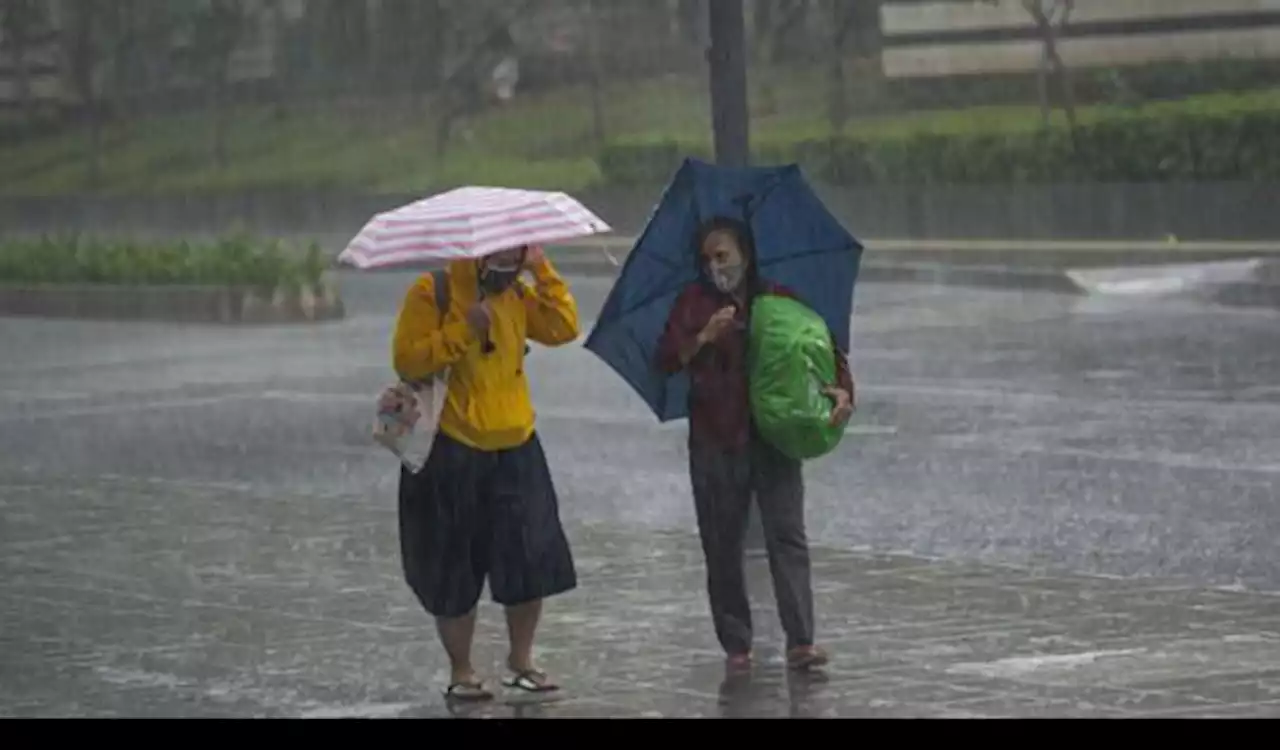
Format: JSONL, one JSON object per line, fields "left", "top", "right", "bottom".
{"left": 886, "top": 59, "right": 1280, "bottom": 112}
{"left": 599, "top": 102, "right": 1280, "bottom": 186}
{"left": 0, "top": 234, "right": 327, "bottom": 290}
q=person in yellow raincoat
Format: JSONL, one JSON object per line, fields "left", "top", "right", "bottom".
{"left": 391, "top": 244, "right": 579, "bottom": 703}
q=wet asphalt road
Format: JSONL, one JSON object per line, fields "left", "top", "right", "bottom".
{"left": 2, "top": 271, "right": 1279, "bottom": 593}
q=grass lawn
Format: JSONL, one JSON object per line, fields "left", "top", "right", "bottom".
{"left": 3, "top": 66, "right": 1278, "bottom": 196}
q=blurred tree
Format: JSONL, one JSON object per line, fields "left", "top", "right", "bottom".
{"left": 846, "top": 0, "right": 887, "bottom": 109}
{"left": 262, "top": 0, "right": 291, "bottom": 116}
{"left": 98, "top": 0, "right": 173, "bottom": 115}
{"left": 313, "top": 0, "right": 370, "bottom": 93}
{"left": 968, "top": 0, "right": 1077, "bottom": 138}
{"left": 433, "top": 0, "right": 538, "bottom": 159}
{"left": 677, "top": 0, "right": 703, "bottom": 44}
{"left": 62, "top": 0, "right": 102, "bottom": 188}
{"left": 179, "top": 0, "right": 254, "bottom": 170}
{"left": 372, "top": 0, "right": 415, "bottom": 95}
{"left": 752, "top": 0, "right": 809, "bottom": 115}
{"left": 824, "top": 0, "right": 860, "bottom": 133}
{"left": 579, "top": 0, "right": 606, "bottom": 147}
{"left": 1022, "top": 0, "right": 1078, "bottom": 137}
{"left": 820, "top": 0, "right": 889, "bottom": 129}
{"left": 0, "top": 0, "right": 44, "bottom": 124}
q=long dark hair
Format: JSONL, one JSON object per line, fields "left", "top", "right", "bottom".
{"left": 692, "top": 216, "right": 764, "bottom": 299}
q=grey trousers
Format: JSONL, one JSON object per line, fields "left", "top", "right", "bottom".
{"left": 689, "top": 433, "right": 815, "bottom": 655}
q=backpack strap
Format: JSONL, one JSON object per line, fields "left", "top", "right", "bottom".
{"left": 431, "top": 268, "right": 535, "bottom": 357}
{"left": 430, "top": 269, "right": 450, "bottom": 315}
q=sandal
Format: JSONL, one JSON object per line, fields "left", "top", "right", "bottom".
{"left": 503, "top": 668, "right": 560, "bottom": 694}
{"left": 443, "top": 679, "right": 494, "bottom": 703}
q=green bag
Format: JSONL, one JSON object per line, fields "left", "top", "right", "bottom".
{"left": 748, "top": 294, "right": 845, "bottom": 461}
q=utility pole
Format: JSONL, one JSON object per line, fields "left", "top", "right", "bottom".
{"left": 706, "top": 0, "right": 765, "bottom": 554}
{"left": 707, "top": 0, "right": 750, "bottom": 167}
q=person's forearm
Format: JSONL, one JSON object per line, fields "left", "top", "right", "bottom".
{"left": 678, "top": 331, "right": 709, "bottom": 368}
{"left": 524, "top": 260, "right": 580, "bottom": 346}
{"left": 831, "top": 333, "right": 855, "bottom": 394}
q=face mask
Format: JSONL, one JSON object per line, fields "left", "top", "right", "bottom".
{"left": 480, "top": 263, "right": 521, "bottom": 295}
{"left": 710, "top": 261, "right": 745, "bottom": 293}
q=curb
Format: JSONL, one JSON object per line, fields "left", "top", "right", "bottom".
{"left": 1064, "top": 257, "right": 1280, "bottom": 312}
{"left": 0, "top": 278, "right": 346, "bottom": 325}
{"left": 857, "top": 262, "right": 1086, "bottom": 295}
{"left": 555, "top": 235, "right": 1280, "bottom": 255}
{"left": 543, "top": 252, "right": 1091, "bottom": 295}
{"left": 331, "top": 243, "right": 1280, "bottom": 312}
{"left": 550, "top": 253, "right": 1280, "bottom": 311}
{"left": 1210, "top": 281, "right": 1280, "bottom": 310}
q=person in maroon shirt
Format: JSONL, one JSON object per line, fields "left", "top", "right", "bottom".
{"left": 656, "top": 216, "right": 856, "bottom": 673}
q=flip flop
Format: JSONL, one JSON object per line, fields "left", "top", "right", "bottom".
{"left": 444, "top": 679, "right": 494, "bottom": 703}
{"left": 503, "top": 669, "right": 560, "bottom": 694}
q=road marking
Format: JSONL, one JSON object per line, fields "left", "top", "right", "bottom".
{"left": 0, "top": 394, "right": 255, "bottom": 423}
{"left": 947, "top": 440, "right": 1280, "bottom": 476}
{"left": 299, "top": 703, "right": 416, "bottom": 720}
{"left": 947, "top": 649, "right": 1148, "bottom": 680}
{"left": 7, "top": 379, "right": 1279, "bottom": 427}
{"left": 873, "top": 381, "right": 1280, "bottom": 416}
{"left": 252, "top": 391, "right": 896, "bottom": 436}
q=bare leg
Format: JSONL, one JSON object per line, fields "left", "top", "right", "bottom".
{"left": 436, "top": 609, "right": 479, "bottom": 685}
{"left": 505, "top": 599, "right": 542, "bottom": 671}
{"left": 504, "top": 599, "right": 558, "bottom": 690}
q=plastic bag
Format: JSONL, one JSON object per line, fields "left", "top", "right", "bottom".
{"left": 372, "top": 372, "right": 449, "bottom": 473}
{"left": 748, "top": 294, "right": 844, "bottom": 461}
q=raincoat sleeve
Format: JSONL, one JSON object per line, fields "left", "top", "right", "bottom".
{"left": 523, "top": 255, "right": 580, "bottom": 347}
{"left": 656, "top": 287, "right": 705, "bottom": 375}
{"left": 392, "top": 273, "right": 475, "bottom": 381}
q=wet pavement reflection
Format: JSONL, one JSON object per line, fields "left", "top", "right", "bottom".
{"left": 2, "top": 274, "right": 1280, "bottom": 717}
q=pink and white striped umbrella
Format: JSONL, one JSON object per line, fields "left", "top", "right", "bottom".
{"left": 337, "top": 186, "right": 612, "bottom": 269}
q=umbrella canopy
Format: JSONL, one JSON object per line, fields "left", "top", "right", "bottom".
{"left": 583, "top": 158, "right": 863, "bottom": 422}
{"left": 337, "top": 186, "right": 611, "bottom": 269}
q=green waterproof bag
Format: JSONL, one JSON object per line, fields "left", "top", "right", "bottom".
{"left": 748, "top": 294, "right": 845, "bottom": 461}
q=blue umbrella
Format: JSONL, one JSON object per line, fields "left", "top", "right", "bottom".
{"left": 583, "top": 157, "right": 864, "bottom": 422}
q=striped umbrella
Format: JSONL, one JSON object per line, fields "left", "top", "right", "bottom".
{"left": 337, "top": 186, "right": 612, "bottom": 269}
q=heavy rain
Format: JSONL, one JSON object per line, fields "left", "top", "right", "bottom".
{"left": 1, "top": 0, "right": 1279, "bottom": 718}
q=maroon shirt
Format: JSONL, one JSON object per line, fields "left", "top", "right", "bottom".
{"left": 656, "top": 280, "right": 854, "bottom": 451}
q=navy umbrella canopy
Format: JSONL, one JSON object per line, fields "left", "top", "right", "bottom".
{"left": 583, "top": 158, "right": 864, "bottom": 422}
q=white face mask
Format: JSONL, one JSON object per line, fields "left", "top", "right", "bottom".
{"left": 711, "top": 262, "right": 745, "bottom": 293}
{"left": 480, "top": 253, "right": 524, "bottom": 294}
{"left": 704, "top": 231, "right": 747, "bottom": 293}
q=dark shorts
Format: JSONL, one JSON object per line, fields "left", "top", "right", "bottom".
{"left": 397, "top": 430, "right": 577, "bottom": 619}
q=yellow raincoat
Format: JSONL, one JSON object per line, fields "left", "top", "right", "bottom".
{"left": 392, "top": 256, "right": 580, "bottom": 452}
